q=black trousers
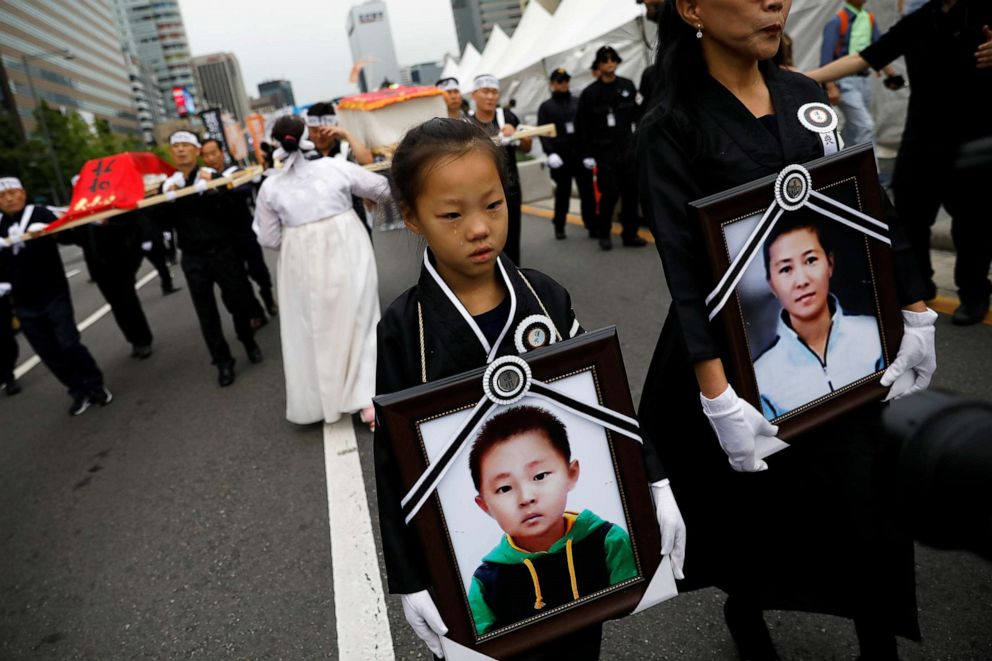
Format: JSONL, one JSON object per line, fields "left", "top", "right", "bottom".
{"left": 235, "top": 232, "right": 273, "bottom": 314}
{"left": 85, "top": 243, "right": 152, "bottom": 347}
{"left": 894, "top": 140, "right": 992, "bottom": 304}
{"left": 17, "top": 292, "right": 103, "bottom": 398}
{"left": 505, "top": 188, "right": 522, "bottom": 266}
{"left": 1, "top": 295, "right": 18, "bottom": 381}
{"left": 180, "top": 246, "right": 256, "bottom": 365}
{"left": 143, "top": 239, "right": 175, "bottom": 291}
{"left": 594, "top": 157, "right": 640, "bottom": 241}
{"left": 549, "top": 160, "right": 596, "bottom": 233}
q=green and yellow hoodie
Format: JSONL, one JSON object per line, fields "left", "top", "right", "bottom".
{"left": 467, "top": 509, "right": 637, "bottom": 635}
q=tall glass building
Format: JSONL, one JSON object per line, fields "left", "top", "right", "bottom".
{"left": 0, "top": 0, "right": 140, "bottom": 137}
{"left": 450, "top": 0, "right": 527, "bottom": 51}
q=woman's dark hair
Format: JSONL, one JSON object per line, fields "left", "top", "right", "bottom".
{"left": 271, "top": 115, "right": 305, "bottom": 153}
{"left": 654, "top": 1, "right": 708, "bottom": 105}
{"left": 763, "top": 211, "right": 834, "bottom": 280}
{"left": 389, "top": 117, "right": 508, "bottom": 217}
{"left": 469, "top": 406, "right": 571, "bottom": 491}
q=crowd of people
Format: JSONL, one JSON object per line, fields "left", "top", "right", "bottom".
{"left": 1, "top": 0, "right": 990, "bottom": 658}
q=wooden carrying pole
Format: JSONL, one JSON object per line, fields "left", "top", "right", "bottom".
{"left": 20, "top": 166, "right": 264, "bottom": 241}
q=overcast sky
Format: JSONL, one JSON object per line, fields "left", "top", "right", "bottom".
{"left": 177, "top": 0, "right": 460, "bottom": 106}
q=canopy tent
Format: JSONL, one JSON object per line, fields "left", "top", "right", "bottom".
{"left": 439, "top": 53, "right": 459, "bottom": 81}
{"left": 463, "top": 24, "right": 512, "bottom": 92}
{"left": 492, "top": 2, "right": 554, "bottom": 79}
{"left": 454, "top": 43, "right": 482, "bottom": 92}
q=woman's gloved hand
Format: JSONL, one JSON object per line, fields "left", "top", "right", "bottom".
{"left": 401, "top": 590, "right": 448, "bottom": 657}
{"left": 650, "top": 479, "right": 686, "bottom": 579}
{"left": 700, "top": 384, "right": 779, "bottom": 472}
{"left": 881, "top": 307, "right": 938, "bottom": 401}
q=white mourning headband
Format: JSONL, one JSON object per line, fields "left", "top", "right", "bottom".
{"left": 170, "top": 131, "right": 201, "bottom": 147}
{"left": 436, "top": 78, "right": 460, "bottom": 92}
{"left": 472, "top": 74, "right": 500, "bottom": 93}
{"left": 0, "top": 177, "right": 23, "bottom": 192}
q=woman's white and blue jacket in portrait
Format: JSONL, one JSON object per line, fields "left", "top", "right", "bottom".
{"left": 753, "top": 295, "right": 884, "bottom": 420}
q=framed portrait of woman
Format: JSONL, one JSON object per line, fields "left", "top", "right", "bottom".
{"left": 691, "top": 144, "right": 904, "bottom": 443}
{"left": 374, "top": 328, "right": 675, "bottom": 660}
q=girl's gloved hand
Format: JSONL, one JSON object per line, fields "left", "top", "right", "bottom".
{"left": 400, "top": 590, "right": 448, "bottom": 658}
{"left": 700, "top": 384, "right": 780, "bottom": 472}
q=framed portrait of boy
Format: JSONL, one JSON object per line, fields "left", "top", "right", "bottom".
{"left": 374, "top": 328, "right": 672, "bottom": 659}
{"left": 691, "top": 143, "right": 904, "bottom": 444}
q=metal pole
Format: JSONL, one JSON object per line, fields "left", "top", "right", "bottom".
{"left": 21, "top": 54, "right": 68, "bottom": 204}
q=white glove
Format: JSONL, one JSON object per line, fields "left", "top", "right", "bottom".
{"left": 498, "top": 134, "right": 518, "bottom": 147}
{"left": 881, "top": 308, "right": 938, "bottom": 401}
{"left": 700, "top": 384, "right": 779, "bottom": 472}
{"left": 163, "top": 171, "right": 186, "bottom": 192}
{"left": 0, "top": 282, "right": 11, "bottom": 297}
{"left": 650, "top": 479, "right": 686, "bottom": 579}
{"left": 141, "top": 241, "right": 153, "bottom": 252}
{"left": 27, "top": 223, "right": 48, "bottom": 233}
{"left": 401, "top": 590, "right": 448, "bottom": 658}
{"left": 547, "top": 153, "right": 564, "bottom": 169}
{"left": 5, "top": 224, "right": 25, "bottom": 252}
{"left": 193, "top": 178, "right": 208, "bottom": 194}
{"left": 163, "top": 231, "right": 173, "bottom": 242}
{"left": 582, "top": 157, "right": 596, "bottom": 170}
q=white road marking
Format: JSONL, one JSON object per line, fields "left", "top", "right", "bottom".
{"left": 13, "top": 269, "right": 160, "bottom": 379}
{"left": 64, "top": 269, "right": 81, "bottom": 279}
{"left": 323, "top": 418, "right": 394, "bottom": 660}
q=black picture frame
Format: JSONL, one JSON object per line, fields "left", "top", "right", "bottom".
{"left": 374, "top": 328, "right": 663, "bottom": 659}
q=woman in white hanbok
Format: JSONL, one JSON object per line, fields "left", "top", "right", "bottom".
{"left": 254, "top": 115, "right": 390, "bottom": 425}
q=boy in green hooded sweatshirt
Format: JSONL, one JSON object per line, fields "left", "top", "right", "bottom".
{"left": 467, "top": 405, "right": 637, "bottom": 636}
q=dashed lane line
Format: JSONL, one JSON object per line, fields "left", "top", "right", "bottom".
{"left": 323, "top": 419, "right": 394, "bottom": 660}
{"left": 13, "top": 269, "right": 160, "bottom": 379}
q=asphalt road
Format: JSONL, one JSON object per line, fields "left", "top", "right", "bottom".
{"left": 1, "top": 215, "right": 990, "bottom": 660}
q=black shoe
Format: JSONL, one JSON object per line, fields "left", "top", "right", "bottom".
{"left": 3, "top": 377, "right": 21, "bottom": 396}
{"left": 952, "top": 300, "right": 990, "bottom": 326}
{"left": 217, "top": 361, "right": 235, "bottom": 387}
{"left": 598, "top": 235, "right": 613, "bottom": 251}
{"left": 162, "top": 283, "right": 182, "bottom": 296}
{"left": 130, "top": 344, "right": 153, "bottom": 360}
{"left": 90, "top": 386, "right": 113, "bottom": 407}
{"left": 246, "top": 343, "right": 263, "bottom": 364}
{"left": 555, "top": 229, "right": 566, "bottom": 240}
{"left": 587, "top": 229, "right": 599, "bottom": 239}
{"left": 724, "top": 597, "right": 779, "bottom": 661}
{"left": 622, "top": 235, "right": 647, "bottom": 247}
{"left": 69, "top": 395, "right": 92, "bottom": 416}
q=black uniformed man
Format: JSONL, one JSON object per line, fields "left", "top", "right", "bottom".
{"left": 0, "top": 277, "right": 19, "bottom": 395}
{"left": 0, "top": 177, "right": 111, "bottom": 414}
{"left": 576, "top": 45, "right": 647, "bottom": 251}
{"left": 467, "top": 73, "right": 533, "bottom": 265}
{"left": 200, "top": 138, "right": 277, "bottom": 320}
{"left": 537, "top": 68, "right": 596, "bottom": 239}
{"left": 158, "top": 131, "right": 261, "bottom": 387}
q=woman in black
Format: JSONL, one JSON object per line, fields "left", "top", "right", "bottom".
{"left": 636, "top": 1, "right": 936, "bottom": 659}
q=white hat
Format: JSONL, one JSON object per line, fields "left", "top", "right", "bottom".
{"left": 472, "top": 74, "right": 500, "bottom": 93}
{"left": 0, "top": 177, "right": 23, "bottom": 192}
{"left": 169, "top": 130, "right": 201, "bottom": 147}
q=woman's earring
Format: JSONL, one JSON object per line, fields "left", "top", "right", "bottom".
{"left": 696, "top": 25, "right": 703, "bottom": 39}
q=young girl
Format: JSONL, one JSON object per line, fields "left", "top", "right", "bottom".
{"left": 374, "top": 118, "right": 686, "bottom": 659}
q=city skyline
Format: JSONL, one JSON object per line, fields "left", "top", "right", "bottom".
{"left": 178, "top": 0, "right": 459, "bottom": 106}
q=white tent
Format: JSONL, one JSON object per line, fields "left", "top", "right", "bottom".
{"left": 440, "top": 53, "right": 460, "bottom": 81}
{"left": 493, "top": 2, "right": 554, "bottom": 79}
{"left": 465, "top": 24, "right": 512, "bottom": 90}
{"left": 454, "top": 43, "right": 482, "bottom": 91}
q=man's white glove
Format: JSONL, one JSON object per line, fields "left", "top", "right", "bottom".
{"left": 700, "top": 384, "right": 779, "bottom": 472}
{"left": 401, "top": 590, "right": 448, "bottom": 658}
{"left": 193, "top": 178, "right": 209, "bottom": 194}
{"left": 547, "top": 153, "right": 564, "bottom": 169}
{"left": 26, "top": 223, "right": 48, "bottom": 234}
{"left": 650, "top": 479, "right": 686, "bottom": 579}
{"left": 4, "top": 224, "right": 25, "bottom": 253}
{"left": 141, "top": 241, "right": 153, "bottom": 252}
{"left": 881, "top": 308, "right": 938, "bottom": 401}
{"left": 0, "top": 282, "right": 12, "bottom": 297}
{"left": 163, "top": 171, "right": 186, "bottom": 192}
{"left": 582, "top": 157, "right": 596, "bottom": 170}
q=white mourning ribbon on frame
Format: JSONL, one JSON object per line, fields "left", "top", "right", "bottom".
{"left": 399, "top": 355, "right": 643, "bottom": 525}
{"left": 704, "top": 163, "right": 891, "bottom": 321}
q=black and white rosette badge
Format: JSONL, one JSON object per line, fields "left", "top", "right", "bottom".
{"left": 705, "top": 163, "right": 892, "bottom": 321}
{"left": 514, "top": 314, "right": 557, "bottom": 353}
{"left": 798, "top": 102, "right": 842, "bottom": 156}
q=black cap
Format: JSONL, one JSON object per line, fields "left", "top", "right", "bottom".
{"left": 595, "top": 45, "right": 622, "bottom": 64}
{"left": 549, "top": 67, "right": 571, "bottom": 82}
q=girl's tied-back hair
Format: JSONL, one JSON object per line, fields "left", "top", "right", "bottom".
{"left": 390, "top": 118, "right": 509, "bottom": 218}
